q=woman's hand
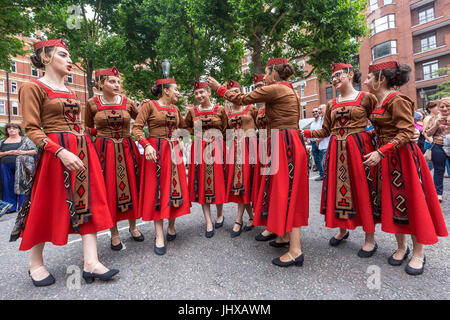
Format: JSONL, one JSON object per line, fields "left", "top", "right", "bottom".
{"left": 362, "top": 151, "right": 382, "bottom": 167}
{"left": 144, "top": 144, "right": 157, "bottom": 162}
{"left": 207, "top": 76, "right": 220, "bottom": 91}
{"left": 411, "top": 128, "right": 420, "bottom": 143}
{"left": 57, "top": 149, "right": 85, "bottom": 171}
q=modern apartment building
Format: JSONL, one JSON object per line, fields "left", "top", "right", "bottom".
{"left": 360, "top": 0, "right": 450, "bottom": 109}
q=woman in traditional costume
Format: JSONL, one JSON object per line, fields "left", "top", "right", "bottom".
{"left": 184, "top": 81, "right": 227, "bottom": 238}
{"left": 132, "top": 78, "right": 190, "bottom": 255}
{"left": 302, "top": 63, "right": 380, "bottom": 258}
{"left": 10, "top": 39, "right": 118, "bottom": 286}
{"left": 208, "top": 58, "right": 309, "bottom": 267}
{"left": 363, "top": 61, "right": 448, "bottom": 275}
{"left": 85, "top": 67, "right": 144, "bottom": 251}
{"left": 224, "top": 80, "right": 257, "bottom": 237}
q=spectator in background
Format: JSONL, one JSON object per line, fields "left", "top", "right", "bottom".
{"left": 423, "top": 101, "right": 439, "bottom": 170}
{"left": 0, "top": 123, "right": 37, "bottom": 213}
{"left": 318, "top": 104, "right": 330, "bottom": 172}
{"left": 310, "top": 107, "right": 324, "bottom": 181}
{"left": 414, "top": 111, "right": 425, "bottom": 153}
{"left": 425, "top": 98, "right": 450, "bottom": 202}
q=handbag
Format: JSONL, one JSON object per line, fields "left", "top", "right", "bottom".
{"left": 424, "top": 143, "right": 434, "bottom": 161}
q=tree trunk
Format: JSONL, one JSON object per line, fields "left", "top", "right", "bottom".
{"left": 251, "top": 35, "right": 263, "bottom": 75}
{"left": 86, "top": 60, "right": 94, "bottom": 99}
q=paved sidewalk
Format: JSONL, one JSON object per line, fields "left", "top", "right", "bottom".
{"left": 0, "top": 174, "right": 448, "bottom": 300}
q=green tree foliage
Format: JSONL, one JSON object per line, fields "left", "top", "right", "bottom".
{"left": 0, "top": 0, "right": 39, "bottom": 71}
{"left": 31, "top": 0, "right": 123, "bottom": 98}
{"left": 430, "top": 68, "right": 450, "bottom": 99}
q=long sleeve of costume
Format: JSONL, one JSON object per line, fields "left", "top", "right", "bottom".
{"left": 132, "top": 101, "right": 152, "bottom": 148}
{"left": 378, "top": 97, "right": 415, "bottom": 156}
{"left": 128, "top": 100, "right": 139, "bottom": 120}
{"left": 183, "top": 109, "right": 194, "bottom": 136}
{"left": 217, "top": 85, "right": 277, "bottom": 106}
{"left": 84, "top": 99, "right": 97, "bottom": 136}
{"left": 20, "top": 82, "right": 63, "bottom": 156}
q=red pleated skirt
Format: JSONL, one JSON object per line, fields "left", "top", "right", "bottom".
{"left": 95, "top": 137, "right": 141, "bottom": 223}
{"left": 321, "top": 132, "right": 379, "bottom": 232}
{"left": 379, "top": 142, "right": 448, "bottom": 245}
{"left": 225, "top": 137, "right": 258, "bottom": 204}
{"left": 19, "top": 132, "right": 113, "bottom": 251}
{"left": 139, "top": 137, "right": 190, "bottom": 221}
{"left": 188, "top": 137, "right": 227, "bottom": 204}
{"left": 253, "top": 129, "right": 309, "bottom": 236}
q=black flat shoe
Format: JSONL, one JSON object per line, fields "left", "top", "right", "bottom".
{"left": 243, "top": 218, "right": 254, "bottom": 232}
{"left": 255, "top": 232, "right": 277, "bottom": 242}
{"left": 272, "top": 253, "right": 304, "bottom": 267}
{"left": 166, "top": 232, "right": 177, "bottom": 242}
{"left": 405, "top": 255, "right": 426, "bottom": 276}
{"left": 129, "top": 229, "right": 145, "bottom": 242}
{"left": 28, "top": 267, "right": 56, "bottom": 287}
{"left": 214, "top": 216, "right": 224, "bottom": 229}
{"left": 329, "top": 231, "right": 350, "bottom": 247}
{"left": 357, "top": 243, "right": 378, "bottom": 258}
{"left": 154, "top": 238, "right": 167, "bottom": 255}
{"left": 388, "top": 247, "right": 410, "bottom": 266}
{"left": 269, "top": 240, "right": 290, "bottom": 248}
{"left": 230, "top": 221, "right": 243, "bottom": 238}
{"left": 205, "top": 229, "right": 215, "bottom": 238}
{"left": 82, "top": 268, "right": 119, "bottom": 284}
{"left": 110, "top": 236, "right": 123, "bottom": 251}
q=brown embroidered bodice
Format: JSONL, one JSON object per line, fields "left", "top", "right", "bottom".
{"left": 311, "top": 92, "right": 377, "bottom": 140}
{"left": 85, "top": 96, "right": 138, "bottom": 140}
{"left": 226, "top": 105, "right": 257, "bottom": 134}
{"left": 183, "top": 105, "right": 228, "bottom": 137}
{"left": 255, "top": 106, "right": 268, "bottom": 129}
{"left": 20, "top": 80, "right": 83, "bottom": 148}
{"left": 132, "top": 100, "right": 184, "bottom": 140}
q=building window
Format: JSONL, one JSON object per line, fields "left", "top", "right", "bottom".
{"left": 423, "top": 60, "right": 439, "bottom": 80}
{"left": 0, "top": 79, "right": 4, "bottom": 92}
{"left": 418, "top": 6, "right": 434, "bottom": 25}
{"left": 420, "top": 33, "right": 437, "bottom": 52}
{"left": 301, "top": 104, "right": 306, "bottom": 119}
{"left": 11, "top": 81, "right": 18, "bottom": 94}
{"left": 326, "top": 87, "right": 333, "bottom": 100}
{"left": 11, "top": 61, "right": 17, "bottom": 73}
{"left": 369, "top": 0, "right": 378, "bottom": 12}
{"left": 372, "top": 40, "right": 397, "bottom": 60}
{"left": 0, "top": 100, "right": 5, "bottom": 115}
{"left": 12, "top": 101, "right": 19, "bottom": 116}
{"left": 300, "top": 84, "right": 305, "bottom": 97}
{"left": 31, "top": 65, "right": 39, "bottom": 77}
{"left": 370, "top": 14, "right": 395, "bottom": 35}
{"left": 336, "top": 89, "right": 341, "bottom": 98}
{"left": 383, "top": 0, "right": 392, "bottom": 5}
{"left": 67, "top": 74, "right": 73, "bottom": 84}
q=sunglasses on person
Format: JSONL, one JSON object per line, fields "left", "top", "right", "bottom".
{"left": 330, "top": 71, "right": 347, "bottom": 82}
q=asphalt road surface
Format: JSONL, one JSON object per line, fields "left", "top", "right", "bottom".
{"left": 0, "top": 173, "right": 448, "bottom": 300}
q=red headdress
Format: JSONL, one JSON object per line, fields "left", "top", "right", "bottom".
{"left": 253, "top": 74, "right": 265, "bottom": 84}
{"left": 266, "top": 58, "right": 289, "bottom": 66}
{"left": 95, "top": 66, "right": 120, "bottom": 78}
{"left": 331, "top": 63, "right": 353, "bottom": 73}
{"left": 368, "top": 61, "right": 399, "bottom": 73}
{"left": 33, "top": 39, "right": 68, "bottom": 52}
{"left": 227, "top": 80, "right": 240, "bottom": 90}
{"left": 155, "top": 78, "right": 176, "bottom": 86}
{"left": 194, "top": 80, "right": 209, "bottom": 90}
